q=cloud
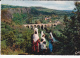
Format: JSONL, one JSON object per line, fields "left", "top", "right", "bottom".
{"left": 53, "top": 1, "right": 67, "bottom": 4}
{"left": 1, "top": 1, "right": 75, "bottom": 10}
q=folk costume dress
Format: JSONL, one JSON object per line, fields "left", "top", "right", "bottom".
{"left": 40, "top": 31, "right": 47, "bottom": 50}
{"left": 49, "top": 32, "right": 58, "bottom": 52}
{"left": 49, "top": 32, "right": 54, "bottom": 52}
{"left": 32, "top": 28, "right": 40, "bottom": 52}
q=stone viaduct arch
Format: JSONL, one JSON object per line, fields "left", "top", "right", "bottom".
{"left": 23, "top": 21, "right": 61, "bottom": 29}
{"left": 23, "top": 23, "right": 57, "bottom": 29}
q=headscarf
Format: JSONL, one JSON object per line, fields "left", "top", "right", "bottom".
{"left": 50, "top": 32, "right": 53, "bottom": 39}
{"left": 33, "top": 28, "right": 39, "bottom": 42}
{"left": 41, "top": 31, "right": 44, "bottom": 38}
{"left": 34, "top": 28, "right": 38, "bottom": 35}
{"left": 41, "top": 31, "right": 46, "bottom": 41}
{"left": 50, "top": 32, "right": 57, "bottom": 42}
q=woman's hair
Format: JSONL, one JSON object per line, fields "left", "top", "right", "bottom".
{"left": 42, "top": 34, "right": 45, "bottom": 37}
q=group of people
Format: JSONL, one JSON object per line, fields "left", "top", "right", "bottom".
{"left": 32, "top": 28, "right": 54, "bottom": 54}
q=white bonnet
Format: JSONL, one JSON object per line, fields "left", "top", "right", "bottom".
{"left": 34, "top": 28, "right": 38, "bottom": 34}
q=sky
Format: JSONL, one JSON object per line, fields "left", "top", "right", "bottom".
{"left": 1, "top": 1, "right": 77, "bottom": 10}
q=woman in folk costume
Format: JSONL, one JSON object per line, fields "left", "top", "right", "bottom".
{"left": 32, "top": 28, "right": 40, "bottom": 53}
{"left": 49, "top": 32, "right": 54, "bottom": 52}
{"left": 41, "top": 31, "right": 46, "bottom": 42}
{"left": 49, "top": 32, "right": 58, "bottom": 53}
{"left": 40, "top": 31, "right": 47, "bottom": 54}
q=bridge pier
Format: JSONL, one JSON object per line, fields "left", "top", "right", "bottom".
{"left": 40, "top": 25, "right": 41, "bottom": 29}
{"left": 33, "top": 25, "right": 34, "bottom": 29}
{"left": 43, "top": 25, "right": 44, "bottom": 30}
{"left": 42, "top": 24, "right": 47, "bottom": 30}
{"left": 29, "top": 25, "right": 30, "bottom": 28}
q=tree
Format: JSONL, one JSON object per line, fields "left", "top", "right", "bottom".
{"left": 63, "top": 15, "right": 68, "bottom": 24}
{"left": 27, "top": 13, "right": 33, "bottom": 24}
{"left": 73, "top": 2, "right": 80, "bottom": 51}
{"left": 22, "top": 29, "right": 34, "bottom": 53}
{"left": 6, "top": 31, "right": 16, "bottom": 47}
{"left": 59, "top": 2, "right": 80, "bottom": 55}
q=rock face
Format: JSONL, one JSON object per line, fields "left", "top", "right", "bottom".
{"left": 1, "top": 10, "right": 12, "bottom": 24}
{"left": 7, "top": 8, "right": 31, "bottom": 15}
{"left": 1, "top": 7, "right": 32, "bottom": 18}
{"left": 1, "top": 7, "right": 32, "bottom": 23}
{"left": 1, "top": 10, "right": 12, "bottom": 19}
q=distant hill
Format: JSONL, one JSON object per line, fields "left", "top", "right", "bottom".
{"left": 34, "top": 7, "right": 73, "bottom": 15}
{"left": 1, "top": 4, "right": 73, "bottom": 15}
{"left": 1, "top": 4, "right": 26, "bottom": 9}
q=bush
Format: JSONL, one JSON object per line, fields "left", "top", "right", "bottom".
{"left": 6, "top": 31, "right": 17, "bottom": 47}
{"left": 22, "top": 28, "right": 34, "bottom": 53}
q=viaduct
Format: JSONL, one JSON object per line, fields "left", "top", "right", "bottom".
{"left": 23, "top": 21, "right": 61, "bottom": 29}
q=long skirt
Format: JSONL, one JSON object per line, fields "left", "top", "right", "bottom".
{"left": 32, "top": 39, "right": 40, "bottom": 52}
{"left": 49, "top": 43, "right": 53, "bottom": 52}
